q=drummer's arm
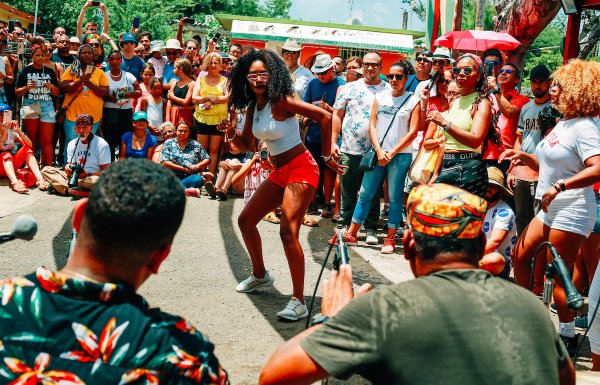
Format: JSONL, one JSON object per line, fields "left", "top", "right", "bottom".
{"left": 513, "top": 132, "right": 522, "bottom": 151}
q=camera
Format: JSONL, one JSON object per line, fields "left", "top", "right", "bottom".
{"left": 68, "top": 164, "right": 84, "bottom": 188}
{"left": 259, "top": 148, "right": 269, "bottom": 161}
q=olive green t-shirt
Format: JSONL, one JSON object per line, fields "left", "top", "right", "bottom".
{"left": 300, "top": 269, "right": 568, "bottom": 385}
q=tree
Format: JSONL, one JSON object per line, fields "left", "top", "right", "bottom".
{"left": 578, "top": 10, "right": 600, "bottom": 59}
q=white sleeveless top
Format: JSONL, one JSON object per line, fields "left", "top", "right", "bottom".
{"left": 0, "top": 58, "right": 6, "bottom": 84}
{"left": 252, "top": 102, "right": 301, "bottom": 156}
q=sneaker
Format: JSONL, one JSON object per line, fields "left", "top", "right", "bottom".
{"left": 185, "top": 188, "right": 200, "bottom": 198}
{"left": 204, "top": 181, "right": 216, "bottom": 199}
{"left": 365, "top": 229, "right": 378, "bottom": 245}
{"left": 321, "top": 203, "right": 333, "bottom": 218}
{"left": 575, "top": 315, "right": 588, "bottom": 331}
{"left": 329, "top": 232, "right": 358, "bottom": 246}
{"left": 550, "top": 303, "right": 557, "bottom": 314}
{"left": 379, "top": 207, "right": 389, "bottom": 219}
{"left": 560, "top": 334, "right": 579, "bottom": 358}
{"left": 381, "top": 237, "right": 395, "bottom": 254}
{"left": 276, "top": 297, "right": 308, "bottom": 321}
{"left": 235, "top": 271, "right": 274, "bottom": 293}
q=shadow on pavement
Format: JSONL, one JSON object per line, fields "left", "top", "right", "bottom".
{"left": 52, "top": 209, "right": 74, "bottom": 270}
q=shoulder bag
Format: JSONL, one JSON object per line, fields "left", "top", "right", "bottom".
{"left": 56, "top": 88, "right": 83, "bottom": 124}
{"left": 408, "top": 126, "right": 445, "bottom": 184}
{"left": 359, "top": 92, "right": 412, "bottom": 172}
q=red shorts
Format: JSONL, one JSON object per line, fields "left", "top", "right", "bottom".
{"left": 268, "top": 150, "right": 320, "bottom": 189}
{"left": 0, "top": 146, "right": 33, "bottom": 177}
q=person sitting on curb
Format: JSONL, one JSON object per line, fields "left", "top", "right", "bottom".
{"left": 42, "top": 113, "right": 110, "bottom": 196}
{"left": 260, "top": 183, "right": 575, "bottom": 385}
{"left": 479, "top": 166, "right": 517, "bottom": 278}
{"left": 0, "top": 159, "right": 229, "bottom": 384}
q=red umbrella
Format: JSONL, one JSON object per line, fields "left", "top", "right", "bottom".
{"left": 434, "top": 30, "right": 521, "bottom": 52}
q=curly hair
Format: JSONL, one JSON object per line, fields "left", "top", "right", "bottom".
{"left": 552, "top": 59, "right": 600, "bottom": 118}
{"left": 228, "top": 49, "right": 294, "bottom": 110}
{"left": 456, "top": 56, "right": 500, "bottom": 152}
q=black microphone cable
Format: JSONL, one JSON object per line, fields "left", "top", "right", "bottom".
{"left": 573, "top": 294, "right": 600, "bottom": 364}
{"left": 305, "top": 236, "right": 337, "bottom": 330}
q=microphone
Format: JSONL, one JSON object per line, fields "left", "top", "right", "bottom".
{"left": 0, "top": 215, "right": 37, "bottom": 244}
{"left": 547, "top": 243, "right": 584, "bottom": 311}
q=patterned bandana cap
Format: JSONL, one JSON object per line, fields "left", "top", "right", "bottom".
{"left": 407, "top": 184, "right": 487, "bottom": 239}
{"left": 75, "top": 114, "right": 94, "bottom": 126}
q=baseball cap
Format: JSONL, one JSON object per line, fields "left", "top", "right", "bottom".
{"left": 132, "top": 111, "right": 148, "bottom": 121}
{"left": 121, "top": 32, "right": 137, "bottom": 46}
{"left": 529, "top": 64, "right": 550, "bottom": 80}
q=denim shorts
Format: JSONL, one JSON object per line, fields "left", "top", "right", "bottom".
{"left": 21, "top": 98, "right": 56, "bottom": 123}
{"left": 593, "top": 195, "right": 600, "bottom": 234}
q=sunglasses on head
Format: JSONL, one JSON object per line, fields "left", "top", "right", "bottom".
{"left": 498, "top": 68, "right": 514, "bottom": 75}
{"left": 452, "top": 66, "right": 475, "bottom": 76}
{"left": 415, "top": 57, "right": 431, "bottom": 63}
{"left": 246, "top": 72, "right": 269, "bottom": 82}
{"left": 386, "top": 74, "right": 404, "bottom": 81}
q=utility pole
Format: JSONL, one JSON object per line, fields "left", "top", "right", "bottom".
{"left": 475, "top": 0, "right": 486, "bottom": 30}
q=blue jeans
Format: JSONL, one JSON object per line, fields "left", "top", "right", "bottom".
{"left": 352, "top": 153, "right": 412, "bottom": 229}
{"left": 180, "top": 174, "right": 204, "bottom": 188}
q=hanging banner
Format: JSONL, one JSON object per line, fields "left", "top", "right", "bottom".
{"left": 426, "top": 0, "right": 458, "bottom": 50}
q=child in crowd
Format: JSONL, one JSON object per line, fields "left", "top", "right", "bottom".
{"left": 147, "top": 46, "right": 166, "bottom": 80}
{"left": 135, "top": 64, "right": 155, "bottom": 112}
{"left": 140, "top": 77, "right": 166, "bottom": 144}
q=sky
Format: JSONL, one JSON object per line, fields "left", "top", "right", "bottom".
{"left": 288, "top": 0, "right": 426, "bottom": 31}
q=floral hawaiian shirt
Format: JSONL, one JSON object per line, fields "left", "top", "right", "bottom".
{"left": 333, "top": 79, "right": 390, "bottom": 156}
{"left": 0, "top": 267, "right": 229, "bottom": 385}
{"left": 160, "top": 139, "right": 209, "bottom": 178}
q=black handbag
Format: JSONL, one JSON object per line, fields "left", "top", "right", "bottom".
{"left": 359, "top": 92, "right": 412, "bottom": 172}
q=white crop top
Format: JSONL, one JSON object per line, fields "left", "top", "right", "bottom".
{"left": 252, "top": 102, "right": 301, "bottom": 156}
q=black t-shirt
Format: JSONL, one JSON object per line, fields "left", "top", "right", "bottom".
{"left": 51, "top": 52, "right": 75, "bottom": 67}
{"left": 16, "top": 65, "right": 59, "bottom": 102}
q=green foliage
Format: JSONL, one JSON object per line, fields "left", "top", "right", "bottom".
{"left": 521, "top": 20, "right": 564, "bottom": 87}
{"left": 460, "top": 0, "right": 495, "bottom": 31}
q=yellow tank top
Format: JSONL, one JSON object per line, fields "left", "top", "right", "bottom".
{"left": 193, "top": 75, "right": 228, "bottom": 125}
{"left": 443, "top": 92, "right": 480, "bottom": 153}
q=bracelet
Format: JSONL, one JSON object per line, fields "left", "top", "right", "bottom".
{"left": 225, "top": 130, "right": 236, "bottom": 141}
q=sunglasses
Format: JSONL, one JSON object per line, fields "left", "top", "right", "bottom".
{"left": 88, "top": 43, "right": 100, "bottom": 48}
{"left": 498, "top": 69, "right": 514, "bottom": 75}
{"left": 192, "top": 64, "right": 201, "bottom": 69}
{"left": 281, "top": 49, "right": 297, "bottom": 55}
{"left": 363, "top": 62, "right": 380, "bottom": 69}
{"left": 386, "top": 74, "right": 404, "bottom": 81}
{"left": 166, "top": 51, "right": 179, "bottom": 56}
{"left": 452, "top": 66, "right": 475, "bottom": 76}
{"left": 415, "top": 57, "right": 431, "bottom": 63}
{"left": 432, "top": 59, "right": 448, "bottom": 66}
{"left": 484, "top": 59, "right": 501, "bottom": 67}
{"left": 246, "top": 72, "right": 269, "bottom": 83}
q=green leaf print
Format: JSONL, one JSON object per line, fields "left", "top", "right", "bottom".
{"left": 13, "top": 286, "right": 23, "bottom": 314}
{"left": 30, "top": 288, "right": 43, "bottom": 329}
{"left": 0, "top": 307, "right": 12, "bottom": 319}
{"left": 110, "top": 343, "right": 130, "bottom": 366}
{"left": 4, "top": 333, "right": 56, "bottom": 345}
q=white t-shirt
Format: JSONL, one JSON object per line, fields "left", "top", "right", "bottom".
{"left": 333, "top": 79, "right": 391, "bottom": 156}
{"left": 517, "top": 100, "right": 551, "bottom": 154}
{"left": 66, "top": 135, "right": 111, "bottom": 174}
{"left": 104, "top": 72, "right": 137, "bottom": 109}
{"left": 148, "top": 56, "right": 167, "bottom": 78}
{"left": 292, "top": 66, "right": 314, "bottom": 100}
{"left": 374, "top": 90, "right": 420, "bottom": 153}
{"left": 535, "top": 117, "right": 600, "bottom": 201}
{"left": 483, "top": 200, "right": 517, "bottom": 260}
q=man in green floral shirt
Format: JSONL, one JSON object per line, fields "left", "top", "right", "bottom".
{"left": 0, "top": 159, "right": 229, "bottom": 385}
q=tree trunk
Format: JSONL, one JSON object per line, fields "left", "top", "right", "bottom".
{"left": 579, "top": 15, "right": 600, "bottom": 59}
{"left": 492, "top": 0, "right": 561, "bottom": 69}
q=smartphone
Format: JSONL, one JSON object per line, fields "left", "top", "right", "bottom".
{"left": 132, "top": 16, "right": 140, "bottom": 29}
{"left": 425, "top": 70, "right": 440, "bottom": 91}
{"left": 3, "top": 110, "right": 11, "bottom": 125}
{"left": 91, "top": 1, "right": 100, "bottom": 5}
{"left": 7, "top": 20, "right": 14, "bottom": 34}
{"left": 182, "top": 17, "right": 195, "bottom": 24}
{"left": 211, "top": 31, "right": 221, "bottom": 43}
{"left": 85, "top": 65, "right": 93, "bottom": 75}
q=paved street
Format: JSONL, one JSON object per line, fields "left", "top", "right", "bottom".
{"left": 0, "top": 184, "right": 594, "bottom": 383}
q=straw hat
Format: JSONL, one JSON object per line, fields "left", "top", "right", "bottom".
{"left": 487, "top": 167, "right": 513, "bottom": 197}
{"left": 281, "top": 38, "right": 302, "bottom": 52}
{"left": 164, "top": 39, "right": 183, "bottom": 51}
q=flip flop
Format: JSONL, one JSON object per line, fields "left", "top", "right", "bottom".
{"left": 262, "top": 212, "right": 280, "bottom": 224}
{"left": 36, "top": 179, "right": 49, "bottom": 191}
{"left": 10, "top": 180, "right": 28, "bottom": 194}
{"left": 302, "top": 215, "right": 318, "bottom": 227}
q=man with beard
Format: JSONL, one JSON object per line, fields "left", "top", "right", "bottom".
{"left": 478, "top": 167, "right": 517, "bottom": 278}
{"left": 508, "top": 65, "right": 552, "bottom": 235}
{"left": 51, "top": 35, "right": 75, "bottom": 66}
{"left": 42, "top": 114, "right": 111, "bottom": 195}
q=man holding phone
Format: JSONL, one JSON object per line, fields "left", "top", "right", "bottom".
{"left": 76, "top": 0, "right": 109, "bottom": 39}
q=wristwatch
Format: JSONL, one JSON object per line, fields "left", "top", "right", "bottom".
{"left": 443, "top": 121, "right": 452, "bottom": 132}
{"left": 554, "top": 179, "right": 566, "bottom": 192}
{"left": 321, "top": 154, "right": 332, "bottom": 163}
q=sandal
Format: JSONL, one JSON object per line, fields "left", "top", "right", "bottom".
{"left": 262, "top": 212, "right": 280, "bottom": 224}
{"left": 10, "top": 180, "right": 28, "bottom": 194}
{"left": 36, "top": 179, "right": 49, "bottom": 191}
{"left": 302, "top": 215, "right": 319, "bottom": 227}
{"left": 332, "top": 213, "right": 342, "bottom": 223}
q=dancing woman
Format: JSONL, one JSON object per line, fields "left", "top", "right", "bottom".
{"left": 225, "top": 49, "right": 344, "bottom": 321}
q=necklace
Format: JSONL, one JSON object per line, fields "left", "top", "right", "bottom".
{"left": 61, "top": 269, "right": 102, "bottom": 284}
{"left": 133, "top": 132, "right": 146, "bottom": 147}
{"left": 110, "top": 70, "right": 122, "bottom": 80}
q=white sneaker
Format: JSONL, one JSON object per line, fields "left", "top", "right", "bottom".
{"left": 235, "top": 271, "right": 274, "bottom": 293}
{"left": 276, "top": 297, "right": 308, "bottom": 321}
{"left": 365, "top": 229, "right": 378, "bottom": 245}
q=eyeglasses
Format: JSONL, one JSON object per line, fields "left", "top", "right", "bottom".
{"left": 246, "top": 72, "right": 269, "bottom": 83}
{"left": 432, "top": 59, "right": 448, "bottom": 66}
{"left": 281, "top": 49, "right": 297, "bottom": 55}
{"left": 452, "top": 66, "right": 475, "bottom": 76}
{"left": 446, "top": 91, "right": 461, "bottom": 97}
{"left": 386, "top": 74, "right": 404, "bottom": 81}
{"left": 415, "top": 57, "right": 431, "bottom": 63}
{"left": 163, "top": 130, "right": 174, "bottom": 135}
{"left": 498, "top": 69, "right": 514, "bottom": 75}
{"left": 166, "top": 51, "right": 179, "bottom": 56}
{"left": 363, "top": 62, "right": 380, "bottom": 69}
{"left": 88, "top": 43, "right": 100, "bottom": 48}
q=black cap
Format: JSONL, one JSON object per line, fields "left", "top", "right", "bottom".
{"left": 529, "top": 65, "right": 550, "bottom": 80}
